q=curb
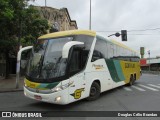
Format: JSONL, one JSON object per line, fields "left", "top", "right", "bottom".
{"left": 0, "top": 89, "right": 23, "bottom": 93}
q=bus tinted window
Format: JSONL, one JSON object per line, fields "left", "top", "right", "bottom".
{"left": 92, "top": 36, "right": 140, "bottom": 62}
{"left": 92, "top": 38, "right": 108, "bottom": 62}
{"left": 69, "top": 35, "right": 94, "bottom": 76}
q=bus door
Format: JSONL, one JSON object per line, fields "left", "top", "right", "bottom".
{"left": 68, "top": 48, "right": 86, "bottom": 102}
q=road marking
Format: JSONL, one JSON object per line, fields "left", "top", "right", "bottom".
{"left": 131, "top": 85, "right": 146, "bottom": 91}
{"left": 148, "top": 84, "right": 160, "bottom": 89}
{"left": 123, "top": 87, "right": 132, "bottom": 91}
{"left": 143, "top": 74, "right": 159, "bottom": 77}
{"left": 138, "top": 84, "right": 159, "bottom": 91}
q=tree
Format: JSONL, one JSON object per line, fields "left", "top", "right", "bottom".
{"left": 20, "top": 5, "right": 49, "bottom": 46}
{"left": 0, "top": 0, "right": 49, "bottom": 78}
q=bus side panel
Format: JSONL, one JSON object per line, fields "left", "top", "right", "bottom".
{"left": 85, "top": 59, "right": 113, "bottom": 97}
{"left": 105, "top": 59, "right": 140, "bottom": 88}
{"left": 105, "top": 59, "right": 126, "bottom": 88}
{"left": 85, "top": 59, "right": 140, "bottom": 97}
{"left": 120, "top": 61, "right": 141, "bottom": 84}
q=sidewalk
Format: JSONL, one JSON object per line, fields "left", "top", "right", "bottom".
{"left": 0, "top": 76, "right": 24, "bottom": 93}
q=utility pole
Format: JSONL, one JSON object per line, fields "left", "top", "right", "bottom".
{"left": 45, "top": 0, "right": 47, "bottom": 7}
{"left": 148, "top": 50, "right": 150, "bottom": 71}
{"left": 89, "top": 0, "right": 91, "bottom": 30}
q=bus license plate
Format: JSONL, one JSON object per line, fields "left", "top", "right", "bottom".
{"left": 34, "top": 95, "right": 42, "bottom": 100}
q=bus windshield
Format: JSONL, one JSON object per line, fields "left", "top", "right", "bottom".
{"left": 26, "top": 37, "right": 73, "bottom": 79}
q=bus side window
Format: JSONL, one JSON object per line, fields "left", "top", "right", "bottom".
{"left": 91, "top": 50, "right": 103, "bottom": 62}
{"left": 69, "top": 48, "right": 86, "bottom": 76}
{"left": 69, "top": 50, "right": 81, "bottom": 73}
{"left": 91, "top": 37, "right": 107, "bottom": 62}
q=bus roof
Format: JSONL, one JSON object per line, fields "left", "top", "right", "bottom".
{"left": 111, "top": 39, "right": 138, "bottom": 53}
{"left": 96, "top": 33, "right": 138, "bottom": 54}
{"left": 38, "top": 30, "right": 96, "bottom": 39}
{"left": 38, "top": 30, "right": 138, "bottom": 54}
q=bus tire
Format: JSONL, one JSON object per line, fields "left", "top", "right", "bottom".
{"left": 86, "top": 82, "right": 100, "bottom": 101}
{"left": 134, "top": 74, "right": 136, "bottom": 83}
{"left": 128, "top": 75, "right": 134, "bottom": 86}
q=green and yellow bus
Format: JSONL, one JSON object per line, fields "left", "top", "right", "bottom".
{"left": 23, "top": 30, "right": 141, "bottom": 104}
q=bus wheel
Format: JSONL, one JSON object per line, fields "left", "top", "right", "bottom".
{"left": 86, "top": 82, "right": 100, "bottom": 101}
{"left": 128, "top": 75, "right": 134, "bottom": 86}
{"left": 134, "top": 74, "right": 136, "bottom": 83}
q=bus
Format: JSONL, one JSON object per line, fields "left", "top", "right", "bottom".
{"left": 23, "top": 30, "right": 141, "bottom": 104}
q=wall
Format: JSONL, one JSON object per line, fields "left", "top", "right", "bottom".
{"left": 34, "top": 6, "right": 78, "bottom": 31}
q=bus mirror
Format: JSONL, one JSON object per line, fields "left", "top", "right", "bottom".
{"left": 62, "top": 41, "right": 84, "bottom": 58}
{"left": 16, "top": 46, "right": 33, "bottom": 88}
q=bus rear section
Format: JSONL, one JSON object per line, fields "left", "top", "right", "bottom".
{"left": 70, "top": 34, "right": 141, "bottom": 100}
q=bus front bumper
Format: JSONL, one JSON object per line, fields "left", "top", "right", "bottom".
{"left": 24, "top": 86, "right": 69, "bottom": 105}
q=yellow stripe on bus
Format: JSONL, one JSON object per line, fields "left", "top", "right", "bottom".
{"left": 38, "top": 30, "right": 96, "bottom": 39}
{"left": 24, "top": 78, "right": 40, "bottom": 88}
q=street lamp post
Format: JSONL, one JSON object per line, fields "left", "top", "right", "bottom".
{"left": 148, "top": 50, "right": 150, "bottom": 71}
{"left": 89, "top": 0, "right": 91, "bottom": 30}
{"left": 45, "top": 0, "right": 47, "bottom": 7}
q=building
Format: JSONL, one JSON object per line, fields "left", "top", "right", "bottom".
{"left": 140, "top": 58, "right": 160, "bottom": 71}
{"left": 34, "top": 6, "right": 78, "bottom": 32}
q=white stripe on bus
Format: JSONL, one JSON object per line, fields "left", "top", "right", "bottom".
{"left": 138, "top": 84, "right": 159, "bottom": 91}
{"left": 131, "top": 85, "right": 146, "bottom": 91}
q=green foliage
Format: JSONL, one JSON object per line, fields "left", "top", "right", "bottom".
{"left": 20, "top": 5, "right": 49, "bottom": 46}
{"left": 0, "top": 0, "right": 49, "bottom": 77}
{"left": 31, "top": 18, "right": 49, "bottom": 38}
{"left": 0, "top": 0, "right": 49, "bottom": 52}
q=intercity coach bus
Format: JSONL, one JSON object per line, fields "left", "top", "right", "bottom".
{"left": 23, "top": 30, "right": 141, "bottom": 104}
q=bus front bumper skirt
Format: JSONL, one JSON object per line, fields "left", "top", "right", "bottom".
{"left": 24, "top": 86, "right": 69, "bottom": 105}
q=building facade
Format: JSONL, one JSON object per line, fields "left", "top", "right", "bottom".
{"left": 140, "top": 58, "right": 160, "bottom": 71}
{"left": 34, "top": 6, "right": 78, "bottom": 32}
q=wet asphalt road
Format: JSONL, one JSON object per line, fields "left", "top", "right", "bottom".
{"left": 0, "top": 74, "right": 160, "bottom": 120}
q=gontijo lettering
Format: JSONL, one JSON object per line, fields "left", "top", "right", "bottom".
{"left": 125, "top": 63, "right": 135, "bottom": 68}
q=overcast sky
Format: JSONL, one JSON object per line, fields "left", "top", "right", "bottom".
{"left": 29, "top": 0, "right": 160, "bottom": 58}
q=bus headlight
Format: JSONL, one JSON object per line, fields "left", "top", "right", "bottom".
{"left": 54, "top": 87, "right": 62, "bottom": 92}
{"left": 55, "top": 96, "right": 61, "bottom": 102}
{"left": 51, "top": 81, "right": 73, "bottom": 92}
